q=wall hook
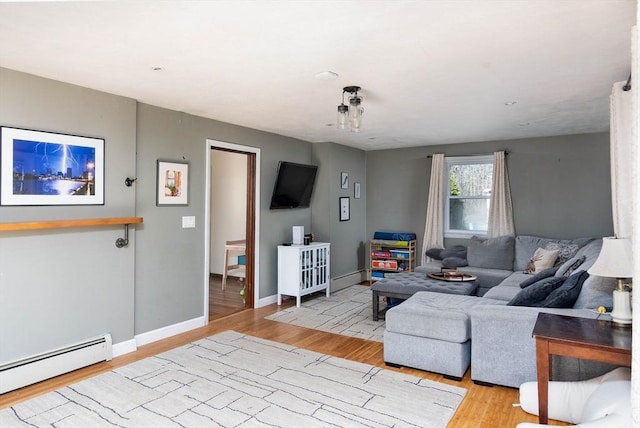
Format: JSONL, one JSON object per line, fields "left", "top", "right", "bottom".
{"left": 125, "top": 177, "right": 137, "bottom": 187}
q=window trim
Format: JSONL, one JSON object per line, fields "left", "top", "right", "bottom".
{"left": 444, "top": 155, "right": 493, "bottom": 239}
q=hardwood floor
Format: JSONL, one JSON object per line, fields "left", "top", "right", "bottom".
{"left": 209, "top": 273, "right": 246, "bottom": 321}
{"left": 0, "top": 293, "right": 568, "bottom": 427}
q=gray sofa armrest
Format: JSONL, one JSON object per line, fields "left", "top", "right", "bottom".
{"left": 470, "top": 305, "right": 599, "bottom": 388}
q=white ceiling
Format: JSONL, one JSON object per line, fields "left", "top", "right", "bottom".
{"left": 0, "top": 1, "right": 636, "bottom": 151}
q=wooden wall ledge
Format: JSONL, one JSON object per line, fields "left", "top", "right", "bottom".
{"left": 0, "top": 217, "right": 143, "bottom": 232}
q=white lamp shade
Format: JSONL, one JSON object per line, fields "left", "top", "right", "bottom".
{"left": 587, "top": 237, "right": 633, "bottom": 278}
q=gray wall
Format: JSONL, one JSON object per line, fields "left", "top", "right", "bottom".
{"left": 366, "top": 133, "right": 613, "bottom": 260}
{"left": 133, "top": 104, "right": 323, "bottom": 332}
{"left": 0, "top": 68, "right": 137, "bottom": 361}
{"left": 312, "top": 143, "right": 367, "bottom": 277}
{"left": 0, "top": 68, "right": 367, "bottom": 363}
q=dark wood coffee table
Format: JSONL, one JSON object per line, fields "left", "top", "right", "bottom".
{"left": 532, "top": 313, "right": 632, "bottom": 424}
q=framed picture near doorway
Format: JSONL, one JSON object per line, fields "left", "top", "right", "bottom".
{"left": 157, "top": 160, "right": 189, "bottom": 206}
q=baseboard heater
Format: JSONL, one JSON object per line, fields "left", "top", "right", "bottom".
{"left": 331, "top": 270, "right": 367, "bottom": 292}
{"left": 0, "top": 334, "right": 112, "bottom": 394}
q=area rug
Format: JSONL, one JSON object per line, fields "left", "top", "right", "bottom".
{"left": 1, "top": 331, "right": 466, "bottom": 428}
{"left": 266, "top": 284, "right": 386, "bottom": 342}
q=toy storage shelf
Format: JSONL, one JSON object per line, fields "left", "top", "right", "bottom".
{"left": 369, "top": 239, "right": 416, "bottom": 284}
{"left": 277, "top": 242, "right": 330, "bottom": 308}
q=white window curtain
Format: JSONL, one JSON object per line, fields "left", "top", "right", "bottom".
{"left": 627, "top": 26, "right": 638, "bottom": 426}
{"left": 421, "top": 154, "right": 445, "bottom": 265}
{"left": 487, "top": 151, "right": 515, "bottom": 238}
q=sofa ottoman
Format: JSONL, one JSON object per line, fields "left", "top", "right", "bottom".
{"left": 384, "top": 291, "right": 503, "bottom": 379}
{"left": 370, "top": 272, "right": 478, "bottom": 320}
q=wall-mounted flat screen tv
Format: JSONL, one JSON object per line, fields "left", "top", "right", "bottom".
{"left": 269, "top": 161, "right": 318, "bottom": 209}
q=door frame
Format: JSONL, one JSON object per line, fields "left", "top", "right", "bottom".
{"left": 204, "top": 139, "right": 260, "bottom": 320}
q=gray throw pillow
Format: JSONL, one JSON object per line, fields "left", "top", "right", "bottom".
{"left": 441, "top": 245, "right": 467, "bottom": 260}
{"left": 520, "top": 266, "right": 559, "bottom": 288}
{"left": 467, "top": 235, "right": 515, "bottom": 270}
{"left": 556, "top": 255, "right": 587, "bottom": 277}
{"left": 507, "top": 276, "right": 566, "bottom": 306}
{"left": 442, "top": 256, "right": 468, "bottom": 267}
{"left": 540, "top": 271, "right": 589, "bottom": 308}
{"left": 425, "top": 247, "right": 443, "bottom": 260}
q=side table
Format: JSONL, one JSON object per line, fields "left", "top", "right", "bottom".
{"left": 532, "top": 313, "right": 631, "bottom": 424}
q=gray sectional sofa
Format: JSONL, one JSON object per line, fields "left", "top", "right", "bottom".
{"left": 384, "top": 236, "right": 618, "bottom": 388}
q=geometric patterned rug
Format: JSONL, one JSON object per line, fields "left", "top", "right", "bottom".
{"left": 0, "top": 331, "right": 466, "bottom": 427}
{"left": 265, "top": 285, "right": 386, "bottom": 342}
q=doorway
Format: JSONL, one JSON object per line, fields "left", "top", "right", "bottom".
{"left": 205, "top": 140, "right": 259, "bottom": 322}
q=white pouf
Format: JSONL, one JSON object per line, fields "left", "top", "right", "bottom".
{"left": 516, "top": 367, "right": 631, "bottom": 427}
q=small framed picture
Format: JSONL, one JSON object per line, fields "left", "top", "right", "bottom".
{"left": 157, "top": 160, "right": 189, "bottom": 206}
{"left": 339, "top": 196, "right": 350, "bottom": 221}
{"left": 340, "top": 171, "right": 349, "bottom": 189}
{"left": 354, "top": 182, "right": 361, "bottom": 199}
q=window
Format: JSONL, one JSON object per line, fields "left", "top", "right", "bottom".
{"left": 445, "top": 155, "right": 493, "bottom": 238}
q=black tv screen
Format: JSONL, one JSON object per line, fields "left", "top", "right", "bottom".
{"left": 269, "top": 161, "right": 318, "bottom": 209}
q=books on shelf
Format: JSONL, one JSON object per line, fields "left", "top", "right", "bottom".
{"left": 372, "top": 239, "right": 411, "bottom": 247}
{"left": 390, "top": 249, "right": 410, "bottom": 259}
{"left": 372, "top": 260, "right": 398, "bottom": 269}
{"left": 372, "top": 250, "right": 392, "bottom": 258}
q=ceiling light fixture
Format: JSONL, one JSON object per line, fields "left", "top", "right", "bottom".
{"left": 337, "top": 86, "right": 363, "bottom": 132}
{"left": 315, "top": 71, "right": 339, "bottom": 80}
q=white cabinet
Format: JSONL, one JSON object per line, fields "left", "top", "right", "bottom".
{"left": 277, "top": 242, "right": 330, "bottom": 307}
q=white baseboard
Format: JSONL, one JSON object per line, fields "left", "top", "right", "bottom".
{"left": 256, "top": 294, "right": 278, "bottom": 308}
{"left": 135, "top": 316, "right": 207, "bottom": 347}
{"left": 112, "top": 338, "right": 137, "bottom": 358}
{"left": 331, "top": 270, "right": 366, "bottom": 292}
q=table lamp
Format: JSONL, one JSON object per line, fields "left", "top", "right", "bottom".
{"left": 588, "top": 237, "right": 633, "bottom": 326}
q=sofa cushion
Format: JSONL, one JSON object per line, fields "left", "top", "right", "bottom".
{"left": 545, "top": 242, "right": 581, "bottom": 266}
{"left": 514, "top": 236, "right": 594, "bottom": 272}
{"left": 514, "top": 236, "right": 557, "bottom": 271}
{"left": 442, "top": 256, "right": 468, "bottom": 267}
{"left": 573, "top": 275, "right": 616, "bottom": 309}
{"left": 482, "top": 280, "right": 526, "bottom": 301}
{"left": 507, "top": 276, "right": 566, "bottom": 306}
{"left": 555, "top": 239, "right": 601, "bottom": 278}
{"left": 385, "top": 292, "right": 503, "bottom": 343}
{"left": 556, "top": 255, "right": 587, "bottom": 277}
{"left": 540, "top": 271, "right": 589, "bottom": 308}
{"left": 523, "top": 247, "right": 559, "bottom": 273}
{"left": 520, "top": 267, "right": 559, "bottom": 288}
{"left": 467, "top": 235, "right": 515, "bottom": 270}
